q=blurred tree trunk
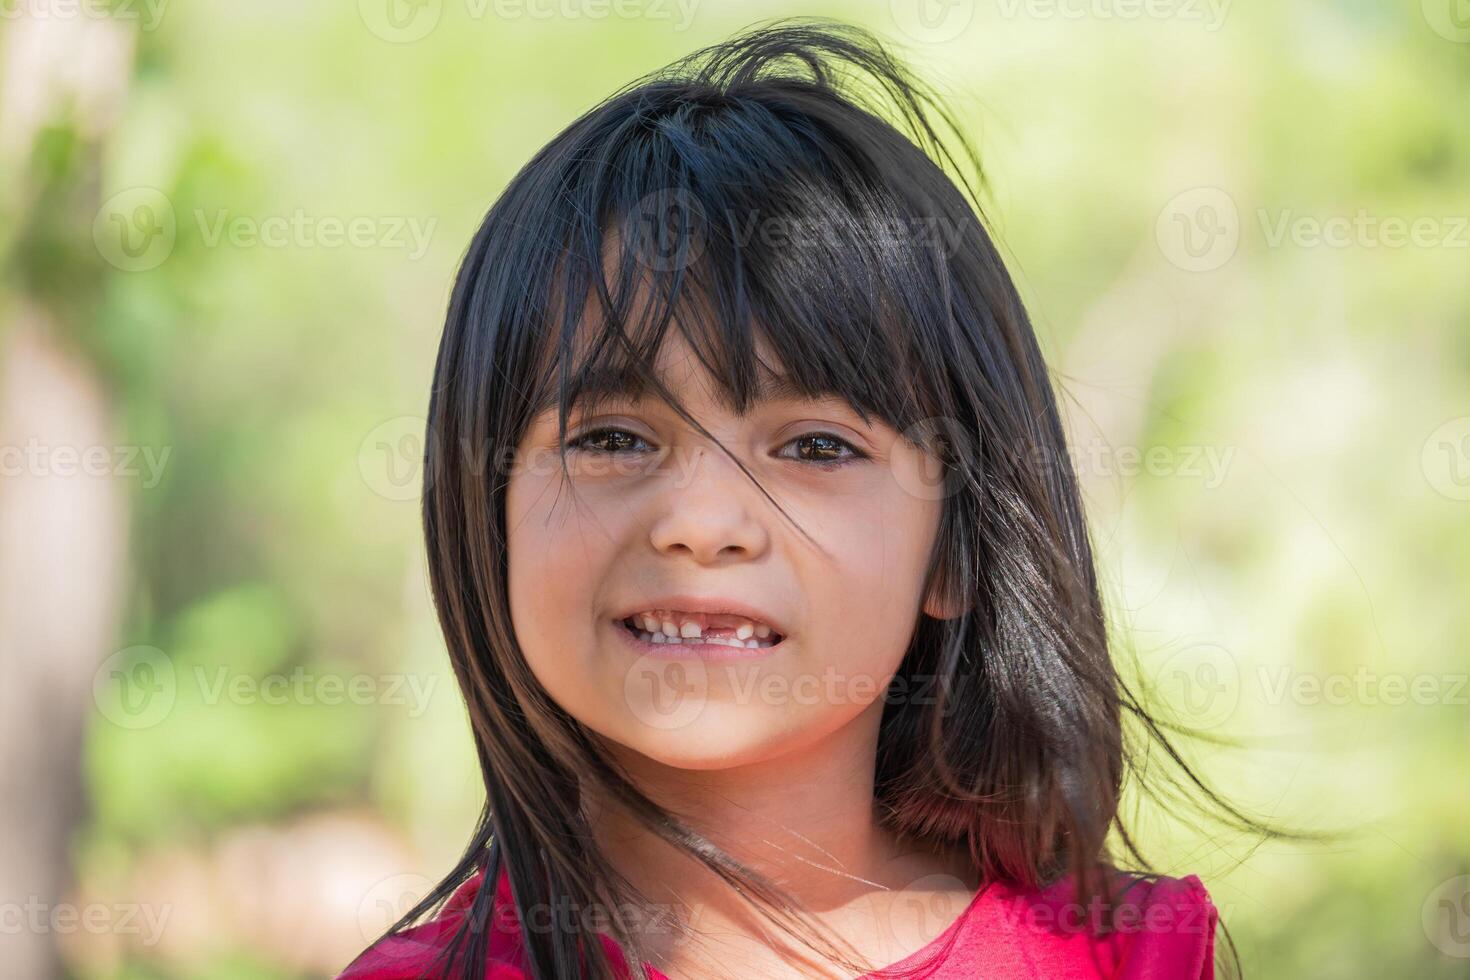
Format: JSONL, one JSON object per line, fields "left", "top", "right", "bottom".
{"left": 0, "top": 9, "right": 135, "bottom": 977}
{"left": 0, "top": 309, "right": 128, "bottom": 978}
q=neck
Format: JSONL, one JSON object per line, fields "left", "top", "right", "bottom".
{"left": 575, "top": 699, "right": 981, "bottom": 978}
{"left": 585, "top": 697, "right": 950, "bottom": 926}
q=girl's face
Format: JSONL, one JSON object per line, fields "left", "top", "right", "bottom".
{"left": 506, "top": 328, "right": 946, "bottom": 770}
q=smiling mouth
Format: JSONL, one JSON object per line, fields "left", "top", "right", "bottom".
{"left": 617, "top": 614, "right": 785, "bottom": 650}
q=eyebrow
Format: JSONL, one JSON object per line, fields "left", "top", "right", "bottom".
{"left": 533, "top": 366, "right": 830, "bottom": 417}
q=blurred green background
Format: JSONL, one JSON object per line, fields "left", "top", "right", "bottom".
{"left": 1, "top": 0, "right": 1467, "bottom": 977}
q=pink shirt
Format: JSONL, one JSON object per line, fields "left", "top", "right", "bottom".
{"left": 339, "top": 865, "right": 1216, "bottom": 979}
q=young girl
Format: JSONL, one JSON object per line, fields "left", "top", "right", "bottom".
{"left": 341, "top": 19, "right": 1246, "bottom": 979}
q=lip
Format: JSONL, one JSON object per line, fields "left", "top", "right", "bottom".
{"left": 612, "top": 595, "right": 790, "bottom": 639}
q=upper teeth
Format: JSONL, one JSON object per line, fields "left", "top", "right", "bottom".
{"left": 626, "top": 609, "right": 778, "bottom": 647}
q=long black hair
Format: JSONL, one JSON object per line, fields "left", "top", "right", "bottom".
{"left": 373, "top": 17, "right": 1271, "bottom": 978}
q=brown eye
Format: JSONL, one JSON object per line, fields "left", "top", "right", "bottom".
{"left": 565, "top": 428, "right": 653, "bottom": 454}
{"left": 781, "top": 432, "right": 866, "bottom": 467}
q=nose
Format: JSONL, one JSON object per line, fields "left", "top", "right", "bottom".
{"left": 647, "top": 445, "right": 770, "bottom": 564}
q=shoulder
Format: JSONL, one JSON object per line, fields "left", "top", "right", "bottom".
{"left": 964, "top": 871, "right": 1218, "bottom": 979}
{"left": 335, "top": 868, "right": 531, "bottom": 980}
{"left": 1098, "top": 873, "right": 1218, "bottom": 979}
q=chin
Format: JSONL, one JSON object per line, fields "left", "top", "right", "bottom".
{"left": 606, "top": 713, "right": 801, "bottom": 771}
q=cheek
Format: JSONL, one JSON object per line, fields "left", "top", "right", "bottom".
{"left": 803, "top": 480, "right": 943, "bottom": 684}
{"left": 504, "top": 464, "right": 633, "bottom": 730}
{"left": 504, "top": 469, "right": 593, "bottom": 670}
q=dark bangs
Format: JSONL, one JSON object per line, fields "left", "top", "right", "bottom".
{"left": 489, "top": 24, "right": 996, "bottom": 473}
